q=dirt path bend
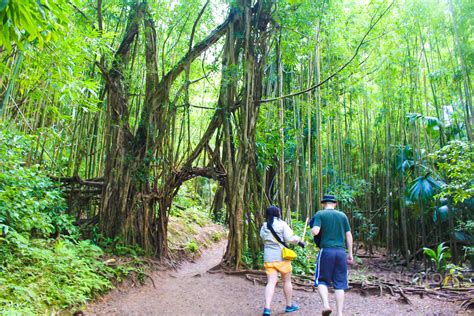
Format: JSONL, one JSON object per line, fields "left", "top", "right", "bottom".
{"left": 86, "top": 241, "right": 465, "bottom": 315}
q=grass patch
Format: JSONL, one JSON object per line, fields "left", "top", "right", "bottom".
{"left": 185, "top": 240, "right": 200, "bottom": 253}
{"left": 211, "top": 231, "right": 223, "bottom": 242}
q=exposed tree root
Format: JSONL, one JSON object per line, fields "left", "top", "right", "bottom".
{"left": 210, "top": 269, "right": 474, "bottom": 309}
{"left": 143, "top": 273, "right": 156, "bottom": 289}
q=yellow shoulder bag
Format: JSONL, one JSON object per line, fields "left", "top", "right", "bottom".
{"left": 268, "top": 224, "right": 297, "bottom": 261}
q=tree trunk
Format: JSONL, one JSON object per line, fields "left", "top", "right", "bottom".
{"left": 223, "top": 0, "right": 271, "bottom": 269}
{"left": 100, "top": 2, "right": 144, "bottom": 246}
{"left": 99, "top": 2, "right": 237, "bottom": 258}
{"left": 276, "top": 37, "right": 287, "bottom": 218}
{"left": 448, "top": 0, "right": 473, "bottom": 140}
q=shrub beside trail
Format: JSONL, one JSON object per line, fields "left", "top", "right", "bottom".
{"left": 0, "top": 129, "right": 137, "bottom": 314}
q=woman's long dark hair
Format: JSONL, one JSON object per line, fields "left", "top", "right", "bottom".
{"left": 266, "top": 205, "right": 281, "bottom": 229}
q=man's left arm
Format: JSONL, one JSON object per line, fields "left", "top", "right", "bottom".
{"left": 346, "top": 231, "right": 354, "bottom": 264}
{"left": 344, "top": 215, "right": 354, "bottom": 264}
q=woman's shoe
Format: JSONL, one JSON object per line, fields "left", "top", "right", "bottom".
{"left": 263, "top": 308, "right": 271, "bottom": 315}
{"left": 285, "top": 304, "right": 300, "bottom": 313}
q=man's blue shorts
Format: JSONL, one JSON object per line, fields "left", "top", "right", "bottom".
{"left": 314, "top": 247, "right": 349, "bottom": 290}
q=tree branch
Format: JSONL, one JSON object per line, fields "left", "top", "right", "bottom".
{"left": 68, "top": 0, "right": 89, "bottom": 21}
{"left": 97, "top": 0, "right": 103, "bottom": 32}
{"left": 259, "top": 1, "right": 394, "bottom": 103}
{"left": 162, "top": 8, "right": 239, "bottom": 86}
{"left": 144, "top": 16, "right": 159, "bottom": 102}
{"left": 49, "top": 175, "right": 104, "bottom": 188}
{"left": 189, "top": 0, "right": 210, "bottom": 51}
{"left": 113, "top": 2, "right": 146, "bottom": 71}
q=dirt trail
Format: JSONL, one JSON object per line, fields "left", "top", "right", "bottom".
{"left": 86, "top": 241, "right": 465, "bottom": 315}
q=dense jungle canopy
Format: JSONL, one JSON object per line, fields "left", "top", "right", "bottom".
{"left": 0, "top": 0, "right": 473, "bottom": 312}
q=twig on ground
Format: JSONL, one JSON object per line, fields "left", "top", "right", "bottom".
{"left": 144, "top": 273, "right": 156, "bottom": 289}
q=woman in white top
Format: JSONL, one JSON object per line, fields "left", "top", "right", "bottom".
{"left": 260, "top": 205, "right": 305, "bottom": 315}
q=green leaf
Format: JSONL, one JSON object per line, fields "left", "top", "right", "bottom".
{"left": 436, "top": 205, "right": 449, "bottom": 222}
{"left": 424, "top": 116, "right": 443, "bottom": 132}
{"left": 423, "top": 247, "right": 436, "bottom": 260}
{"left": 396, "top": 145, "right": 414, "bottom": 173}
{"left": 0, "top": 0, "right": 9, "bottom": 12}
{"left": 453, "top": 231, "right": 474, "bottom": 243}
{"left": 35, "top": 0, "right": 46, "bottom": 19}
{"left": 408, "top": 174, "right": 440, "bottom": 202}
{"left": 406, "top": 112, "right": 423, "bottom": 125}
{"left": 437, "top": 242, "right": 446, "bottom": 256}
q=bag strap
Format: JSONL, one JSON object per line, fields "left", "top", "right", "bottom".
{"left": 267, "top": 220, "right": 289, "bottom": 248}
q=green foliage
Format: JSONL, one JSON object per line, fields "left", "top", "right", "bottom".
{"left": 0, "top": 128, "right": 74, "bottom": 240}
{"left": 211, "top": 231, "right": 223, "bottom": 242}
{"left": 167, "top": 183, "right": 223, "bottom": 255}
{"left": 430, "top": 140, "right": 474, "bottom": 204}
{"left": 457, "top": 220, "right": 474, "bottom": 266}
{"left": 464, "top": 245, "right": 474, "bottom": 267}
{"left": 0, "top": 0, "right": 71, "bottom": 51}
{"left": 442, "top": 263, "right": 467, "bottom": 287}
{"left": 423, "top": 242, "right": 451, "bottom": 274}
{"left": 91, "top": 231, "right": 145, "bottom": 257}
{"left": 289, "top": 219, "right": 318, "bottom": 275}
{"left": 171, "top": 205, "right": 209, "bottom": 228}
{"left": 407, "top": 173, "right": 441, "bottom": 202}
{"left": 0, "top": 127, "right": 144, "bottom": 313}
{"left": 0, "top": 238, "right": 113, "bottom": 314}
{"left": 423, "top": 247, "right": 468, "bottom": 286}
{"left": 185, "top": 240, "right": 199, "bottom": 253}
{"left": 170, "top": 181, "right": 217, "bottom": 228}
{"left": 353, "top": 210, "right": 378, "bottom": 243}
{"left": 406, "top": 113, "right": 443, "bottom": 136}
{"left": 326, "top": 178, "right": 369, "bottom": 205}
{"left": 396, "top": 145, "right": 416, "bottom": 173}
{"left": 242, "top": 249, "right": 264, "bottom": 270}
{"left": 433, "top": 205, "right": 449, "bottom": 223}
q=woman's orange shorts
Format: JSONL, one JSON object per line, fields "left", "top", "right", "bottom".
{"left": 264, "top": 260, "right": 292, "bottom": 275}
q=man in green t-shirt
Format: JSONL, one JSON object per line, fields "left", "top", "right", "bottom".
{"left": 310, "top": 194, "right": 353, "bottom": 316}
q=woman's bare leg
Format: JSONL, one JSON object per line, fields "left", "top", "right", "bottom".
{"left": 265, "top": 272, "right": 278, "bottom": 309}
{"left": 282, "top": 271, "right": 293, "bottom": 306}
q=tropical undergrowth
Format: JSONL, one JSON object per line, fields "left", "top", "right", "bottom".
{"left": 168, "top": 183, "right": 225, "bottom": 258}
{"left": 0, "top": 125, "right": 228, "bottom": 313}
{"left": 0, "top": 128, "right": 144, "bottom": 314}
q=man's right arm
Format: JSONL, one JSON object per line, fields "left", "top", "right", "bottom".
{"left": 311, "top": 226, "right": 320, "bottom": 236}
{"left": 346, "top": 231, "right": 354, "bottom": 264}
{"left": 310, "top": 212, "right": 321, "bottom": 236}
